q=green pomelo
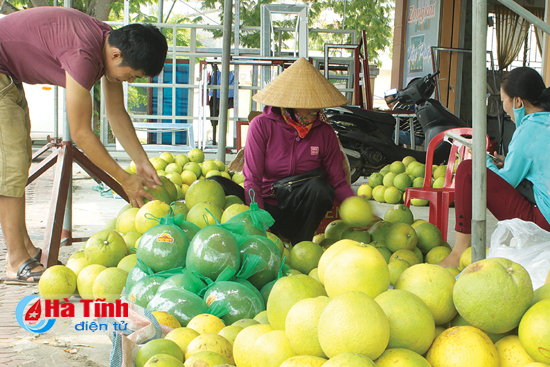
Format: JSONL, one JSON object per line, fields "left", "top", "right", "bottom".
{"left": 203, "top": 281, "right": 265, "bottom": 325}
{"left": 186, "top": 225, "right": 240, "bottom": 281}
{"left": 145, "top": 185, "right": 172, "bottom": 205}
{"left": 339, "top": 196, "right": 374, "bottom": 228}
{"left": 224, "top": 195, "right": 244, "bottom": 209}
{"left": 159, "top": 176, "right": 178, "bottom": 202}
{"left": 239, "top": 235, "right": 282, "bottom": 289}
{"left": 324, "top": 220, "right": 351, "bottom": 240}
{"left": 157, "top": 268, "right": 207, "bottom": 295}
{"left": 135, "top": 339, "right": 184, "bottom": 367}
{"left": 385, "top": 223, "right": 418, "bottom": 252}
{"left": 137, "top": 224, "right": 189, "bottom": 272}
{"left": 393, "top": 173, "right": 413, "bottom": 192}
{"left": 368, "top": 172, "right": 384, "bottom": 187}
{"left": 128, "top": 275, "right": 165, "bottom": 308}
{"left": 177, "top": 220, "right": 201, "bottom": 242}
{"left": 147, "top": 288, "right": 208, "bottom": 327}
{"left": 340, "top": 227, "right": 371, "bottom": 243}
{"left": 369, "top": 221, "right": 393, "bottom": 244}
{"left": 117, "top": 254, "right": 137, "bottom": 273}
{"left": 384, "top": 204, "right": 414, "bottom": 224}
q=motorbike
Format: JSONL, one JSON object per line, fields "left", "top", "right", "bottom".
{"left": 325, "top": 71, "right": 469, "bottom": 183}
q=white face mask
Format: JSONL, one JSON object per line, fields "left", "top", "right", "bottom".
{"left": 512, "top": 98, "right": 525, "bottom": 124}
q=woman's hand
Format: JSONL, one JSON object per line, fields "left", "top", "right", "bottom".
{"left": 492, "top": 151, "right": 505, "bottom": 169}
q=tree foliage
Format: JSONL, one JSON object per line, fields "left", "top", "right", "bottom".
{"left": 193, "top": 0, "right": 394, "bottom": 65}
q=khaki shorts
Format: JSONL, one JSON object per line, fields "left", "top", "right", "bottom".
{"left": 0, "top": 73, "right": 31, "bottom": 198}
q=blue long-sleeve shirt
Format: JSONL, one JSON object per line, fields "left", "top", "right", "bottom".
{"left": 486, "top": 112, "right": 550, "bottom": 222}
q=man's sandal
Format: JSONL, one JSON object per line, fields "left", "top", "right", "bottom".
{"left": 33, "top": 249, "right": 64, "bottom": 266}
{"left": 3, "top": 258, "right": 45, "bottom": 285}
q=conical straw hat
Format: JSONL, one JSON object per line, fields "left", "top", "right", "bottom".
{"left": 253, "top": 57, "right": 349, "bottom": 109}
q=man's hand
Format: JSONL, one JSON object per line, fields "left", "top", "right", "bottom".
{"left": 119, "top": 172, "right": 157, "bottom": 208}
{"left": 135, "top": 160, "right": 162, "bottom": 187}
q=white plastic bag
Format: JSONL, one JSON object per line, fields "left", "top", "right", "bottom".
{"left": 488, "top": 218, "right": 550, "bottom": 290}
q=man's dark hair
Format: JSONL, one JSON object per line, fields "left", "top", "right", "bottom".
{"left": 108, "top": 23, "right": 167, "bottom": 77}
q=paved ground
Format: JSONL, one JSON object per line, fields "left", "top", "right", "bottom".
{"left": 0, "top": 157, "right": 499, "bottom": 366}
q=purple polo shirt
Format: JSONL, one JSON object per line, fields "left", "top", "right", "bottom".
{"left": 243, "top": 106, "right": 354, "bottom": 208}
{"left": 0, "top": 7, "right": 111, "bottom": 90}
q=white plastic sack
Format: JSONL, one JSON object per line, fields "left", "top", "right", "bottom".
{"left": 488, "top": 218, "right": 550, "bottom": 290}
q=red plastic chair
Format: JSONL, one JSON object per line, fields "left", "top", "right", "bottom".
{"left": 404, "top": 127, "right": 489, "bottom": 241}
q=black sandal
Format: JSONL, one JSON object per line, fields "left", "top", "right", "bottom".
{"left": 3, "top": 258, "right": 45, "bottom": 285}
{"left": 33, "top": 249, "right": 64, "bottom": 266}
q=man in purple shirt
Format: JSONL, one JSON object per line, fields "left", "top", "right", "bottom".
{"left": 0, "top": 7, "right": 167, "bottom": 283}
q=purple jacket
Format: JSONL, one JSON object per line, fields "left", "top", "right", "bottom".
{"left": 243, "top": 106, "right": 354, "bottom": 208}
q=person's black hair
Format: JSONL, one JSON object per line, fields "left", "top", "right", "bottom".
{"left": 501, "top": 67, "right": 550, "bottom": 111}
{"left": 108, "top": 23, "right": 168, "bottom": 77}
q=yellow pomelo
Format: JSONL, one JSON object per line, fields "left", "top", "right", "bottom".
{"left": 285, "top": 296, "right": 330, "bottom": 357}
{"left": 183, "top": 351, "right": 225, "bottom": 367}
{"left": 290, "top": 241, "right": 324, "bottom": 275}
{"left": 144, "top": 354, "right": 184, "bottom": 367}
{"left": 357, "top": 184, "right": 373, "bottom": 199}
{"left": 187, "top": 313, "right": 226, "bottom": 334}
{"left": 402, "top": 156, "right": 417, "bottom": 167}
{"left": 410, "top": 198, "right": 429, "bottom": 206}
{"left": 317, "top": 239, "right": 359, "bottom": 284}
{"left": 432, "top": 177, "right": 445, "bottom": 188}
{"left": 185, "top": 179, "right": 225, "bottom": 210}
{"left": 66, "top": 257, "right": 89, "bottom": 278}
{"left": 390, "top": 161, "right": 406, "bottom": 174}
{"left": 38, "top": 265, "right": 77, "bottom": 301}
{"left": 411, "top": 219, "right": 428, "bottom": 228}
{"left": 384, "top": 204, "right": 414, "bottom": 225}
{"left": 266, "top": 274, "right": 327, "bottom": 330}
{"left": 394, "top": 264, "right": 457, "bottom": 325}
{"left": 318, "top": 291, "right": 390, "bottom": 360}
{"left": 523, "top": 363, "right": 550, "bottom": 367}
{"left": 459, "top": 247, "right": 472, "bottom": 270}
{"left": 187, "top": 148, "right": 205, "bottom": 163}
{"left": 425, "top": 246, "right": 452, "bottom": 264}
{"left": 372, "top": 185, "right": 386, "bottom": 203}
{"left": 68, "top": 249, "right": 86, "bottom": 263}
{"left": 159, "top": 152, "right": 175, "bottom": 164}
{"left": 201, "top": 160, "right": 219, "bottom": 176}
{"left": 233, "top": 324, "right": 274, "bottom": 367}
{"left": 92, "top": 267, "right": 128, "bottom": 303}
{"left": 447, "top": 267, "right": 460, "bottom": 277}
{"left": 384, "top": 186, "right": 402, "bottom": 204}
{"left": 186, "top": 202, "right": 223, "bottom": 228}
{"left": 123, "top": 231, "right": 142, "bottom": 254}
{"left": 413, "top": 246, "right": 423, "bottom": 262}
{"left": 232, "top": 318, "right": 259, "bottom": 328}
{"left": 388, "top": 259, "right": 410, "bottom": 286}
{"left": 220, "top": 203, "right": 249, "bottom": 223}
{"left": 518, "top": 299, "right": 550, "bottom": 363}
{"left": 218, "top": 325, "right": 243, "bottom": 346}
{"left": 411, "top": 164, "right": 425, "bottom": 178}
{"left": 374, "top": 348, "right": 431, "bottom": 367}
{"left": 183, "top": 162, "right": 201, "bottom": 179}
{"left": 495, "top": 335, "right": 535, "bottom": 367}
{"left": 323, "top": 244, "right": 390, "bottom": 298}
{"left": 77, "top": 264, "right": 106, "bottom": 300}
{"left": 414, "top": 222, "right": 442, "bottom": 254}
{"left": 117, "top": 254, "right": 137, "bottom": 273}
{"left": 136, "top": 339, "right": 183, "bottom": 367}
{"left": 164, "top": 327, "right": 200, "bottom": 354}
{"left": 450, "top": 313, "right": 514, "bottom": 344}
{"left": 266, "top": 232, "right": 285, "bottom": 259}
{"left": 253, "top": 310, "right": 269, "bottom": 324}
{"left": 374, "top": 289, "right": 435, "bottom": 355}
{"left": 180, "top": 170, "right": 198, "bottom": 186}
{"left": 323, "top": 353, "right": 375, "bottom": 367}
{"left": 534, "top": 283, "right": 550, "bottom": 304}
{"left": 184, "top": 333, "right": 233, "bottom": 364}
{"left": 152, "top": 311, "right": 181, "bottom": 329}
{"left": 385, "top": 223, "right": 417, "bottom": 252}
{"left": 309, "top": 268, "right": 320, "bottom": 282}
{"left": 339, "top": 196, "right": 374, "bottom": 227}
{"left": 433, "top": 165, "right": 446, "bottom": 179}
{"left": 383, "top": 172, "right": 397, "bottom": 187}
{"left": 426, "top": 326, "right": 499, "bottom": 367}
{"left": 454, "top": 258, "right": 534, "bottom": 334}
{"left": 280, "top": 355, "right": 327, "bottom": 367}
{"left": 135, "top": 200, "right": 170, "bottom": 234}
{"left": 116, "top": 207, "right": 140, "bottom": 233}
{"left": 250, "top": 330, "right": 296, "bottom": 367}
{"left": 390, "top": 249, "right": 419, "bottom": 266}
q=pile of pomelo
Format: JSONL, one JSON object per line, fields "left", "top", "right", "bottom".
{"left": 124, "top": 148, "right": 244, "bottom": 203}
{"left": 357, "top": 155, "right": 447, "bottom": 206}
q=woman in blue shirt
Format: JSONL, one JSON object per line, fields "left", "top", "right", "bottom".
{"left": 440, "top": 67, "right": 550, "bottom": 267}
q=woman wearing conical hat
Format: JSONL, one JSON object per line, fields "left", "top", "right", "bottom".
{"left": 242, "top": 57, "right": 355, "bottom": 244}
